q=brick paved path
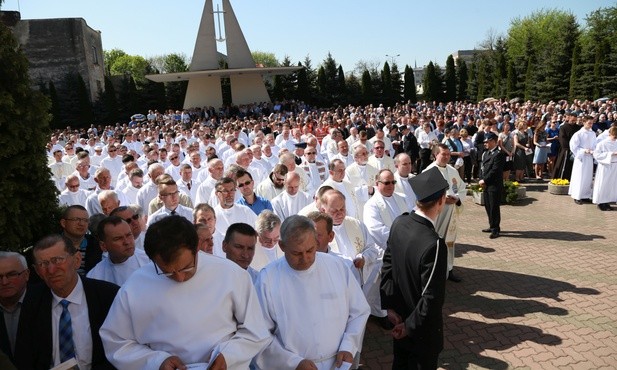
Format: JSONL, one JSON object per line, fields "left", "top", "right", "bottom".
{"left": 361, "top": 183, "right": 617, "bottom": 369}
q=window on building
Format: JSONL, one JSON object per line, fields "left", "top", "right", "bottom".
{"left": 92, "top": 45, "right": 99, "bottom": 65}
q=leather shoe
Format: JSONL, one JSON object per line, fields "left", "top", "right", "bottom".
{"left": 489, "top": 232, "right": 500, "bottom": 239}
{"left": 447, "top": 271, "right": 462, "bottom": 282}
{"left": 574, "top": 199, "right": 583, "bottom": 205}
{"left": 482, "top": 228, "right": 492, "bottom": 233}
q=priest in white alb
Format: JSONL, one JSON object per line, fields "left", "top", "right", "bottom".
{"left": 100, "top": 216, "right": 272, "bottom": 370}
{"left": 271, "top": 172, "right": 312, "bottom": 220}
{"left": 569, "top": 115, "right": 597, "bottom": 204}
{"left": 213, "top": 177, "right": 258, "bottom": 232}
{"left": 592, "top": 125, "right": 617, "bottom": 211}
{"left": 320, "top": 159, "right": 363, "bottom": 221}
{"left": 254, "top": 215, "right": 370, "bottom": 370}
{"left": 393, "top": 153, "right": 418, "bottom": 211}
{"left": 425, "top": 144, "right": 466, "bottom": 282}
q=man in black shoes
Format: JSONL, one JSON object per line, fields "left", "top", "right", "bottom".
{"left": 479, "top": 132, "right": 506, "bottom": 239}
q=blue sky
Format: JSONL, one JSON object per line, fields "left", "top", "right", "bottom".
{"left": 3, "top": 0, "right": 613, "bottom": 74}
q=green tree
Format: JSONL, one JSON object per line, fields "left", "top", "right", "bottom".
{"left": 361, "top": 70, "right": 375, "bottom": 105}
{"left": 104, "top": 48, "right": 128, "bottom": 75}
{"left": 0, "top": 22, "right": 60, "bottom": 250}
{"left": 456, "top": 60, "right": 468, "bottom": 101}
{"left": 444, "top": 55, "right": 457, "bottom": 101}
{"left": 337, "top": 65, "right": 347, "bottom": 103}
{"left": 48, "top": 81, "right": 62, "bottom": 129}
{"left": 252, "top": 51, "right": 279, "bottom": 67}
{"left": 422, "top": 62, "right": 442, "bottom": 102}
{"left": 381, "top": 62, "right": 393, "bottom": 105}
{"left": 296, "top": 62, "right": 310, "bottom": 103}
{"left": 403, "top": 65, "right": 417, "bottom": 103}
{"left": 75, "top": 73, "right": 94, "bottom": 125}
{"left": 506, "top": 60, "right": 518, "bottom": 100}
{"left": 109, "top": 54, "right": 150, "bottom": 84}
{"left": 390, "top": 62, "right": 403, "bottom": 103}
{"left": 467, "top": 60, "right": 478, "bottom": 101}
{"left": 492, "top": 37, "right": 508, "bottom": 98}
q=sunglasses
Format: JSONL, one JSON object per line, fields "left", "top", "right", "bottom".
{"left": 378, "top": 180, "right": 397, "bottom": 186}
{"left": 237, "top": 180, "right": 252, "bottom": 188}
{"left": 124, "top": 214, "right": 140, "bottom": 223}
{"left": 170, "top": 156, "right": 179, "bottom": 160}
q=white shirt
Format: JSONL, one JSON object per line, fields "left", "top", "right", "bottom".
{"left": 250, "top": 241, "right": 284, "bottom": 271}
{"left": 86, "top": 249, "right": 151, "bottom": 286}
{"left": 271, "top": 191, "right": 312, "bottom": 220}
{"left": 58, "top": 188, "right": 90, "bottom": 208}
{"left": 255, "top": 253, "right": 370, "bottom": 370}
{"left": 147, "top": 204, "right": 194, "bottom": 227}
{"left": 100, "top": 252, "right": 272, "bottom": 370}
{"left": 214, "top": 204, "right": 258, "bottom": 233}
{"left": 363, "top": 192, "right": 406, "bottom": 248}
{"left": 51, "top": 278, "right": 92, "bottom": 369}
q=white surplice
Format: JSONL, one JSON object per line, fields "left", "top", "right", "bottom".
{"left": 214, "top": 204, "right": 258, "bottom": 234}
{"left": 271, "top": 191, "right": 312, "bottom": 221}
{"left": 254, "top": 253, "right": 370, "bottom": 370}
{"left": 86, "top": 248, "right": 150, "bottom": 286}
{"left": 592, "top": 138, "right": 617, "bottom": 204}
{"left": 100, "top": 252, "right": 272, "bottom": 370}
{"left": 569, "top": 128, "right": 597, "bottom": 200}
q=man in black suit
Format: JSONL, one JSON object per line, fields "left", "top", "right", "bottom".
{"left": 0, "top": 252, "right": 30, "bottom": 364}
{"left": 380, "top": 167, "right": 449, "bottom": 369}
{"left": 15, "top": 234, "right": 118, "bottom": 370}
{"left": 479, "top": 132, "right": 506, "bottom": 239}
{"left": 551, "top": 112, "right": 581, "bottom": 180}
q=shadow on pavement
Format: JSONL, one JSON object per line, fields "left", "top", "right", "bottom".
{"left": 445, "top": 294, "right": 568, "bottom": 320}
{"left": 439, "top": 317, "right": 562, "bottom": 370}
{"left": 455, "top": 244, "right": 495, "bottom": 258}
{"left": 500, "top": 230, "right": 606, "bottom": 241}
{"left": 450, "top": 266, "right": 600, "bottom": 302}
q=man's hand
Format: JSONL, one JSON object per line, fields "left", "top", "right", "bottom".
{"left": 159, "top": 356, "right": 186, "bottom": 370}
{"left": 334, "top": 351, "right": 353, "bottom": 367}
{"left": 296, "top": 359, "right": 318, "bottom": 370}
{"left": 391, "top": 323, "right": 408, "bottom": 339}
{"left": 353, "top": 256, "right": 365, "bottom": 269}
{"left": 387, "top": 309, "right": 402, "bottom": 326}
{"left": 478, "top": 179, "right": 486, "bottom": 188}
{"left": 209, "top": 353, "right": 227, "bottom": 370}
{"left": 445, "top": 195, "right": 458, "bottom": 205}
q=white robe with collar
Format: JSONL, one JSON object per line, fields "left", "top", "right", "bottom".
{"left": 271, "top": 191, "right": 312, "bottom": 221}
{"left": 254, "top": 253, "right": 370, "bottom": 370}
{"left": 86, "top": 248, "right": 150, "bottom": 286}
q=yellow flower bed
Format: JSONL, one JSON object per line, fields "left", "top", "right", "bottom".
{"left": 550, "top": 179, "right": 569, "bottom": 186}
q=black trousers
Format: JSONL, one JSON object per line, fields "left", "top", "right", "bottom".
{"left": 483, "top": 189, "right": 501, "bottom": 232}
{"left": 419, "top": 148, "right": 432, "bottom": 173}
{"left": 392, "top": 338, "right": 439, "bottom": 370}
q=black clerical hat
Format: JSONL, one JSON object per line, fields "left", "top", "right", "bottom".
{"left": 411, "top": 167, "right": 449, "bottom": 203}
{"left": 294, "top": 142, "right": 308, "bottom": 149}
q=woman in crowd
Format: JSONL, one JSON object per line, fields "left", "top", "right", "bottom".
{"left": 533, "top": 119, "right": 550, "bottom": 179}
{"left": 546, "top": 120, "right": 560, "bottom": 176}
{"left": 459, "top": 128, "right": 474, "bottom": 183}
{"left": 513, "top": 120, "right": 532, "bottom": 182}
{"left": 498, "top": 122, "right": 515, "bottom": 181}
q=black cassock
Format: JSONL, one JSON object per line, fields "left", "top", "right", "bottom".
{"left": 381, "top": 211, "right": 447, "bottom": 368}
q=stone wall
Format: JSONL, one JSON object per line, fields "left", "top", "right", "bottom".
{"left": 11, "top": 17, "right": 105, "bottom": 102}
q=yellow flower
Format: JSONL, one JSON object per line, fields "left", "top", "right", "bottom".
{"left": 550, "top": 179, "right": 569, "bottom": 186}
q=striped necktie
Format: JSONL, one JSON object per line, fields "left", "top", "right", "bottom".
{"left": 59, "top": 299, "right": 76, "bottom": 362}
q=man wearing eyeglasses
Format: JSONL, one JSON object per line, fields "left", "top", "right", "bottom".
{"left": 147, "top": 175, "right": 193, "bottom": 228}
{"left": 86, "top": 217, "right": 149, "bottom": 286}
{"left": 15, "top": 234, "right": 118, "bottom": 370}
{"left": 60, "top": 205, "right": 102, "bottom": 273}
{"left": 100, "top": 216, "right": 271, "bottom": 370}
{"left": 111, "top": 206, "right": 145, "bottom": 251}
{"left": 250, "top": 211, "right": 283, "bottom": 271}
{"left": 255, "top": 163, "right": 288, "bottom": 201}
{"left": 213, "top": 177, "right": 257, "bottom": 236}
{"left": 0, "top": 252, "right": 30, "bottom": 363}
{"left": 299, "top": 145, "right": 327, "bottom": 194}
{"left": 368, "top": 139, "right": 395, "bottom": 171}
{"left": 195, "top": 158, "right": 224, "bottom": 205}
{"left": 58, "top": 175, "right": 89, "bottom": 208}
{"left": 100, "top": 144, "right": 123, "bottom": 188}
{"left": 235, "top": 169, "right": 273, "bottom": 216}
{"left": 164, "top": 150, "right": 183, "bottom": 181}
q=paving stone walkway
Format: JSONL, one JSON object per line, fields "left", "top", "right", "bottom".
{"left": 361, "top": 182, "right": 617, "bottom": 369}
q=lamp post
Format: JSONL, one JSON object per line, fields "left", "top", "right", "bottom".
{"left": 386, "top": 54, "right": 400, "bottom": 66}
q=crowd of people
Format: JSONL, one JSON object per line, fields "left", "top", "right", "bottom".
{"left": 1, "top": 98, "right": 616, "bottom": 369}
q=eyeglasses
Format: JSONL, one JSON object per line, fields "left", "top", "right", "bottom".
{"left": 378, "top": 180, "right": 397, "bottom": 186}
{"left": 305, "top": 151, "right": 317, "bottom": 155}
{"left": 160, "top": 191, "right": 179, "bottom": 198}
{"left": 67, "top": 184, "right": 80, "bottom": 189}
{"left": 124, "top": 214, "right": 140, "bottom": 223}
{"left": 374, "top": 147, "right": 385, "bottom": 150}
{"left": 64, "top": 217, "right": 89, "bottom": 223}
{"left": 154, "top": 255, "right": 196, "bottom": 277}
{"left": 216, "top": 188, "right": 236, "bottom": 194}
{"left": 273, "top": 176, "right": 285, "bottom": 182}
{"left": 65, "top": 147, "right": 74, "bottom": 150}
{"left": 108, "top": 149, "right": 117, "bottom": 153}
{"left": 170, "top": 156, "right": 179, "bottom": 160}
{"left": 237, "top": 180, "right": 252, "bottom": 188}
{"left": 33, "top": 253, "right": 73, "bottom": 269}
{"left": 0, "top": 270, "right": 27, "bottom": 281}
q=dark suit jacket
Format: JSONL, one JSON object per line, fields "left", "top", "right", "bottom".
{"left": 14, "top": 277, "right": 119, "bottom": 370}
{"left": 381, "top": 212, "right": 448, "bottom": 356}
{"left": 481, "top": 147, "right": 506, "bottom": 191}
{"left": 0, "top": 287, "right": 36, "bottom": 364}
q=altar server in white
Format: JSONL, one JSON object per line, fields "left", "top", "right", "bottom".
{"left": 592, "top": 126, "right": 617, "bottom": 211}
{"left": 569, "top": 115, "right": 597, "bottom": 204}
{"left": 100, "top": 216, "right": 272, "bottom": 370}
{"left": 254, "top": 215, "right": 370, "bottom": 370}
